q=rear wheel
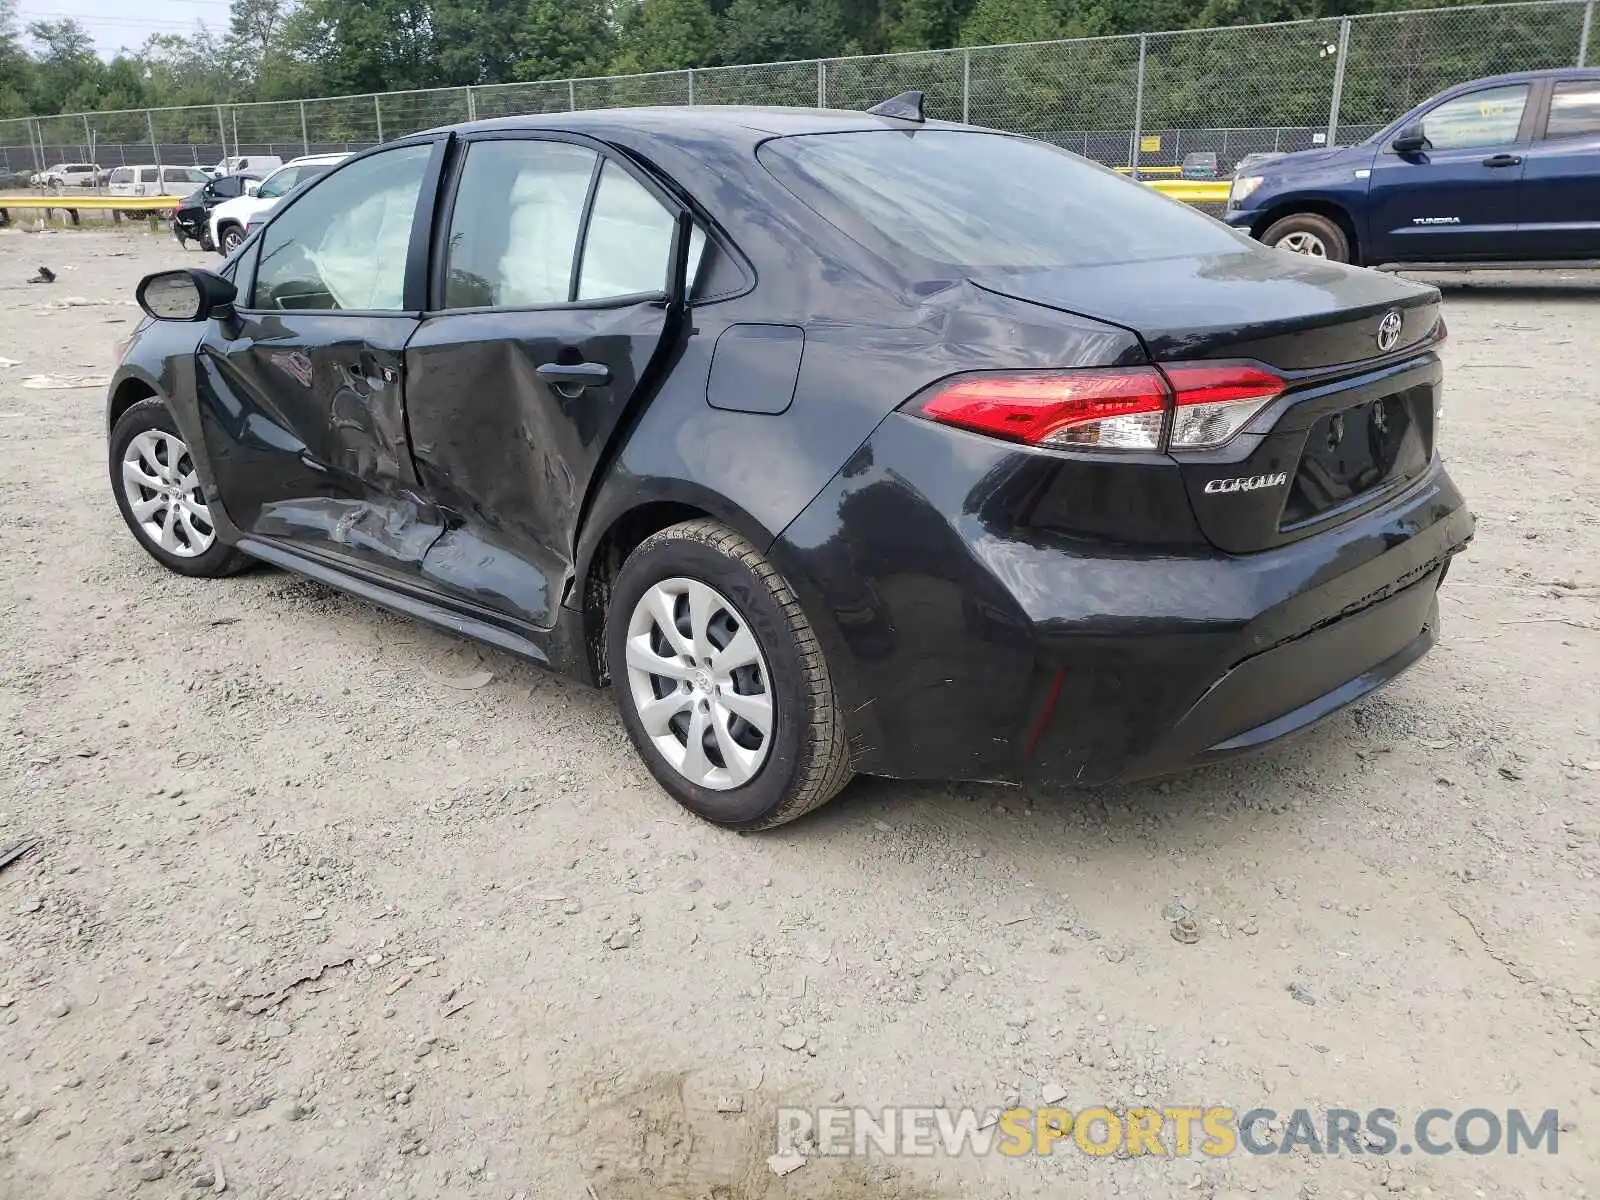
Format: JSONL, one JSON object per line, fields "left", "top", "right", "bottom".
{"left": 1260, "top": 212, "right": 1351, "bottom": 263}
{"left": 218, "top": 224, "right": 244, "bottom": 255}
{"left": 109, "top": 398, "right": 253, "bottom": 578}
{"left": 606, "top": 520, "right": 853, "bottom": 830}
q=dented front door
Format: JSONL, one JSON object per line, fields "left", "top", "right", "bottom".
{"left": 195, "top": 313, "right": 442, "bottom": 576}
{"left": 191, "top": 140, "right": 446, "bottom": 579}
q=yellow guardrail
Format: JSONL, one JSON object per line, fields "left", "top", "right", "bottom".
{"left": 0, "top": 194, "right": 181, "bottom": 227}
{"left": 1115, "top": 165, "right": 1185, "bottom": 176}
{"left": 0, "top": 195, "right": 178, "bottom": 211}
{"left": 1146, "top": 179, "right": 1231, "bottom": 203}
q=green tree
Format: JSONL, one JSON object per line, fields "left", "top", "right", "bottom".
{"left": 612, "top": 0, "right": 721, "bottom": 74}
{"left": 24, "top": 18, "right": 102, "bottom": 114}
{"left": 718, "top": 0, "right": 846, "bottom": 64}
{"left": 277, "top": 0, "right": 441, "bottom": 95}
{"left": 225, "top": 0, "right": 289, "bottom": 87}
{"left": 511, "top": 0, "right": 615, "bottom": 80}
{"left": 884, "top": 0, "right": 975, "bottom": 51}
{"left": 0, "top": 0, "right": 33, "bottom": 118}
{"left": 433, "top": 0, "right": 536, "bottom": 85}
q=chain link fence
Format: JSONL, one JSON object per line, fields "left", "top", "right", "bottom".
{"left": 1, "top": 0, "right": 1593, "bottom": 182}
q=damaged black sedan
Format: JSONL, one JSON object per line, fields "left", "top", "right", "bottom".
{"left": 106, "top": 95, "right": 1474, "bottom": 829}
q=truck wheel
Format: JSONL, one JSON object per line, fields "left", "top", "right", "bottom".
{"left": 1260, "top": 213, "right": 1350, "bottom": 263}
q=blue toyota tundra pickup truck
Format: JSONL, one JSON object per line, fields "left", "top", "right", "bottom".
{"left": 1225, "top": 68, "right": 1600, "bottom": 267}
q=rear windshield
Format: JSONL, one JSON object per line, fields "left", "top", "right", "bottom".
{"left": 758, "top": 130, "right": 1245, "bottom": 270}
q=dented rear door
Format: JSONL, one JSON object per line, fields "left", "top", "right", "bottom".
{"left": 402, "top": 135, "right": 680, "bottom": 630}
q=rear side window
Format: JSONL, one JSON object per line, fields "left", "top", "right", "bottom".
{"left": 444, "top": 140, "right": 597, "bottom": 308}
{"left": 577, "top": 159, "right": 691, "bottom": 300}
{"left": 1416, "top": 84, "right": 1529, "bottom": 150}
{"left": 139, "top": 168, "right": 158, "bottom": 183}
{"left": 759, "top": 130, "right": 1244, "bottom": 270}
{"left": 1546, "top": 80, "right": 1600, "bottom": 139}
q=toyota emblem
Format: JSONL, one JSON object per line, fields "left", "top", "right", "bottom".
{"left": 1376, "top": 310, "right": 1403, "bottom": 352}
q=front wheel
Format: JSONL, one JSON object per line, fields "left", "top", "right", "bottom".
{"left": 109, "top": 398, "right": 253, "bottom": 578}
{"left": 218, "top": 225, "right": 244, "bottom": 255}
{"left": 606, "top": 519, "right": 853, "bottom": 830}
{"left": 1260, "top": 212, "right": 1351, "bottom": 263}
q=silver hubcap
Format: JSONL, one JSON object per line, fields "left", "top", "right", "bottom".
{"left": 121, "top": 430, "right": 215, "bottom": 558}
{"left": 1278, "top": 230, "right": 1328, "bottom": 257}
{"left": 625, "top": 578, "right": 773, "bottom": 791}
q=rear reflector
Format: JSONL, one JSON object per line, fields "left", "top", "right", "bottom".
{"left": 912, "top": 363, "right": 1285, "bottom": 452}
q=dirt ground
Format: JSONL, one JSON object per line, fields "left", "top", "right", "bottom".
{"left": 0, "top": 227, "right": 1596, "bottom": 1200}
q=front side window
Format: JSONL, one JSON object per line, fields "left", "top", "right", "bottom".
{"left": 252, "top": 144, "right": 431, "bottom": 312}
{"left": 1546, "top": 80, "right": 1600, "bottom": 139}
{"left": 1416, "top": 85, "right": 1529, "bottom": 150}
{"left": 443, "top": 140, "right": 596, "bottom": 308}
{"left": 760, "top": 130, "right": 1245, "bottom": 270}
{"left": 110, "top": 168, "right": 131, "bottom": 184}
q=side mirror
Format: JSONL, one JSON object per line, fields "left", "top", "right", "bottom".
{"left": 245, "top": 180, "right": 261, "bottom": 196}
{"left": 1391, "top": 123, "right": 1430, "bottom": 154}
{"left": 136, "top": 269, "right": 237, "bottom": 323}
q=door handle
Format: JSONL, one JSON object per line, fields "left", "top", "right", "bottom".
{"left": 536, "top": 361, "right": 611, "bottom": 390}
{"left": 1481, "top": 153, "right": 1522, "bottom": 168}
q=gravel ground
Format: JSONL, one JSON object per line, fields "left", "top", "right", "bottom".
{"left": 1, "top": 228, "right": 1597, "bottom": 1200}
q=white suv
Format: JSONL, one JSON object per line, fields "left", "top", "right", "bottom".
{"left": 105, "top": 165, "right": 212, "bottom": 198}
{"left": 209, "top": 153, "right": 349, "bottom": 255}
{"left": 32, "top": 162, "right": 99, "bottom": 189}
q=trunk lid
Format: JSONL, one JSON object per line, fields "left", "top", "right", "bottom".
{"left": 973, "top": 249, "right": 1444, "bottom": 553}
{"left": 971, "top": 249, "right": 1439, "bottom": 369}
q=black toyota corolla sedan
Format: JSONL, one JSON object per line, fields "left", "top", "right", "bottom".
{"left": 106, "top": 96, "right": 1474, "bottom": 829}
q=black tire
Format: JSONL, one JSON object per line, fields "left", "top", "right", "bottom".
{"left": 1260, "top": 212, "right": 1352, "bottom": 263}
{"left": 218, "top": 225, "right": 244, "bottom": 255}
{"left": 606, "top": 519, "right": 853, "bottom": 830}
{"left": 109, "top": 398, "right": 254, "bottom": 579}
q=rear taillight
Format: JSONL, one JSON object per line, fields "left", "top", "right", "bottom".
{"left": 912, "top": 363, "right": 1284, "bottom": 453}
{"left": 916, "top": 369, "right": 1168, "bottom": 450}
{"left": 1162, "top": 363, "right": 1284, "bottom": 450}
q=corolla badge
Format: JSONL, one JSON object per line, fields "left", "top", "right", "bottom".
{"left": 1376, "top": 310, "right": 1403, "bottom": 353}
{"left": 1204, "top": 471, "right": 1288, "bottom": 495}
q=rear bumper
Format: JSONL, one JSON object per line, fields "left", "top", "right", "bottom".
{"left": 1102, "top": 572, "right": 1441, "bottom": 784}
{"left": 770, "top": 412, "right": 1473, "bottom": 789}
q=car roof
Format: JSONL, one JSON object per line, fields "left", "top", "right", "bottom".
{"left": 1447, "top": 67, "right": 1600, "bottom": 87}
{"left": 285, "top": 153, "right": 350, "bottom": 165}
{"left": 452, "top": 104, "right": 963, "bottom": 148}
